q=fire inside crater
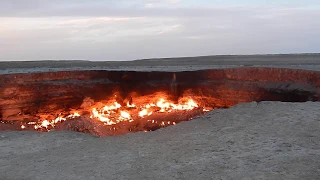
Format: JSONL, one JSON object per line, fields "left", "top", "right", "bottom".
{"left": 26, "top": 95, "right": 208, "bottom": 136}
{"left": 17, "top": 92, "right": 210, "bottom": 137}
{"left": 1, "top": 68, "right": 319, "bottom": 136}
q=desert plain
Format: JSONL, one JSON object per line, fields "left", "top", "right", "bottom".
{"left": 1, "top": 54, "right": 320, "bottom": 180}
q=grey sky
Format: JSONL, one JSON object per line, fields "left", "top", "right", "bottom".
{"left": 0, "top": 0, "right": 319, "bottom": 61}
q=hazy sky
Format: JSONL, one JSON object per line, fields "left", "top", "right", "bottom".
{"left": 1, "top": 0, "right": 320, "bottom": 61}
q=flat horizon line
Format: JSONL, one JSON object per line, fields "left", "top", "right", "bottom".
{"left": 1, "top": 52, "right": 320, "bottom": 62}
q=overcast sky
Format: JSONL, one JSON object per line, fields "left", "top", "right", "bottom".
{"left": 1, "top": 0, "right": 320, "bottom": 61}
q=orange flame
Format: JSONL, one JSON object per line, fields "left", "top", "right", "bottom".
{"left": 23, "top": 96, "right": 206, "bottom": 131}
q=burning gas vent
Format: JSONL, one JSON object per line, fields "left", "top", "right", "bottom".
{"left": 0, "top": 68, "right": 319, "bottom": 136}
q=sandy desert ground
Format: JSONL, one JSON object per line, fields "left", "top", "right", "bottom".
{"left": 1, "top": 54, "right": 320, "bottom": 74}
{"left": 1, "top": 54, "right": 320, "bottom": 180}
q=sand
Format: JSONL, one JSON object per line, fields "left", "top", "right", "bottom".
{"left": 1, "top": 54, "right": 320, "bottom": 180}
{"left": 1, "top": 102, "right": 320, "bottom": 180}
{"left": 1, "top": 54, "right": 320, "bottom": 74}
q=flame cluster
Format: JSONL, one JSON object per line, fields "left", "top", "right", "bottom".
{"left": 32, "top": 112, "right": 81, "bottom": 130}
{"left": 90, "top": 98, "right": 199, "bottom": 126}
{"left": 20, "top": 97, "right": 201, "bottom": 131}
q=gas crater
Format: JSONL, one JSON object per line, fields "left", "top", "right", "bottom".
{"left": 0, "top": 67, "right": 319, "bottom": 136}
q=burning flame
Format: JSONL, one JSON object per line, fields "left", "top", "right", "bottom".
{"left": 21, "top": 96, "right": 207, "bottom": 132}
{"left": 139, "top": 109, "right": 152, "bottom": 118}
{"left": 33, "top": 112, "right": 80, "bottom": 130}
{"left": 87, "top": 97, "right": 199, "bottom": 126}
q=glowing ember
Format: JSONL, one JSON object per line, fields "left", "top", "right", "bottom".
{"left": 91, "top": 108, "right": 112, "bottom": 124}
{"left": 139, "top": 109, "right": 152, "bottom": 118}
{"left": 33, "top": 112, "right": 81, "bottom": 130}
{"left": 67, "top": 112, "right": 81, "bottom": 118}
{"left": 41, "top": 120, "right": 50, "bottom": 128}
{"left": 126, "top": 102, "right": 136, "bottom": 108}
{"left": 120, "top": 111, "right": 131, "bottom": 120}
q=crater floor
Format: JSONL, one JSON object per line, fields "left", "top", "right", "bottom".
{"left": 1, "top": 102, "right": 320, "bottom": 180}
